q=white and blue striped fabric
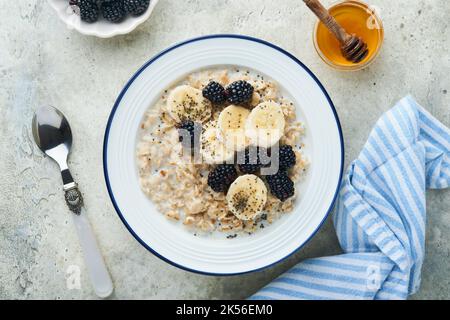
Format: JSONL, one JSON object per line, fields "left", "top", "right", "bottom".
{"left": 251, "top": 95, "right": 450, "bottom": 300}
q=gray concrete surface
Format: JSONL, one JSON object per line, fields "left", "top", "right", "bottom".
{"left": 0, "top": 0, "right": 449, "bottom": 300}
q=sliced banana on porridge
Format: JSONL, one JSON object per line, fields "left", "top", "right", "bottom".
{"left": 245, "top": 101, "right": 285, "bottom": 148}
{"left": 166, "top": 85, "right": 212, "bottom": 123}
{"left": 200, "top": 125, "right": 235, "bottom": 164}
{"left": 217, "top": 105, "right": 250, "bottom": 152}
{"left": 226, "top": 174, "right": 267, "bottom": 221}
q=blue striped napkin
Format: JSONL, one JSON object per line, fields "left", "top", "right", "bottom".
{"left": 251, "top": 95, "right": 450, "bottom": 300}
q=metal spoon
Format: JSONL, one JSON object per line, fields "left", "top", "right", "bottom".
{"left": 32, "top": 106, "right": 114, "bottom": 298}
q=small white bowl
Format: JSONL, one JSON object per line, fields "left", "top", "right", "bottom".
{"left": 48, "top": 0, "right": 159, "bottom": 38}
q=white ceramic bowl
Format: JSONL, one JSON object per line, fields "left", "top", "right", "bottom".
{"left": 48, "top": 0, "right": 159, "bottom": 38}
{"left": 104, "top": 35, "right": 344, "bottom": 275}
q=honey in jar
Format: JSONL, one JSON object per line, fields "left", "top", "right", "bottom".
{"left": 314, "top": 0, "right": 384, "bottom": 70}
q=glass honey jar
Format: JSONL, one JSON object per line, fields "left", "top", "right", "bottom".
{"left": 313, "top": 0, "right": 384, "bottom": 70}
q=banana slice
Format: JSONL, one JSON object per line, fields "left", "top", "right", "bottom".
{"left": 226, "top": 174, "right": 267, "bottom": 221}
{"left": 245, "top": 101, "right": 285, "bottom": 148}
{"left": 166, "top": 85, "right": 212, "bottom": 123}
{"left": 200, "top": 124, "right": 235, "bottom": 164}
{"left": 217, "top": 105, "right": 250, "bottom": 152}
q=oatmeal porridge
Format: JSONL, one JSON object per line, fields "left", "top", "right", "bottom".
{"left": 136, "top": 67, "right": 309, "bottom": 235}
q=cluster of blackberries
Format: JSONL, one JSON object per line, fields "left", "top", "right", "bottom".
{"left": 70, "top": 0, "right": 150, "bottom": 23}
{"left": 207, "top": 145, "right": 297, "bottom": 201}
{"left": 202, "top": 80, "right": 254, "bottom": 106}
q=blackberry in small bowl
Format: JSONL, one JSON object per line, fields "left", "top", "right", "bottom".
{"left": 207, "top": 164, "right": 238, "bottom": 193}
{"left": 73, "top": 0, "right": 100, "bottom": 23}
{"left": 226, "top": 80, "right": 254, "bottom": 105}
{"left": 202, "top": 81, "right": 227, "bottom": 104}
{"left": 123, "top": 0, "right": 150, "bottom": 16}
{"left": 102, "top": 0, "right": 127, "bottom": 23}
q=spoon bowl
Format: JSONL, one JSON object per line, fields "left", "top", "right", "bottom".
{"left": 32, "top": 106, "right": 72, "bottom": 172}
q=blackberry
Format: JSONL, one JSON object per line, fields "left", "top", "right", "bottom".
{"left": 275, "top": 145, "right": 296, "bottom": 170}
{"left": 123, "top": 0, "right": 150, "bottom": 16}
{"left": 202, "top": 81, "right": 227, "bottom": 104}
{"left": 177, "top": 120, "right": 201, "bottom": 149}
{"left": 102, "top": 0, "right": 127, "bottom": 22}
{"left": 237, "top": 147, "right": 267, "bottom": 174}
{"left": 265, "top": 171, "right": 295, "bottom": 201}
{"left": 76, "top": 0, "right": 99, "bottom": 23}
{"left": 208, "top": 164, "right": 238, "bottom": 193}
{"left": 226, "top": 80, "right": 254, "bottom": 105}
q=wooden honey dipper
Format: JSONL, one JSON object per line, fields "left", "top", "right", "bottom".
{"left": 303, "top": 0, "right": 369, "bottom": 63}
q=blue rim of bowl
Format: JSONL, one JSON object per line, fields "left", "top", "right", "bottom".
{"left": 103, "top": 34, "right": 345, "bottom": 276}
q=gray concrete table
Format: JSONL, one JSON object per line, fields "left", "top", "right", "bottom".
{"left": 0, "top": 0, "right": 449, "bottom": 299}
